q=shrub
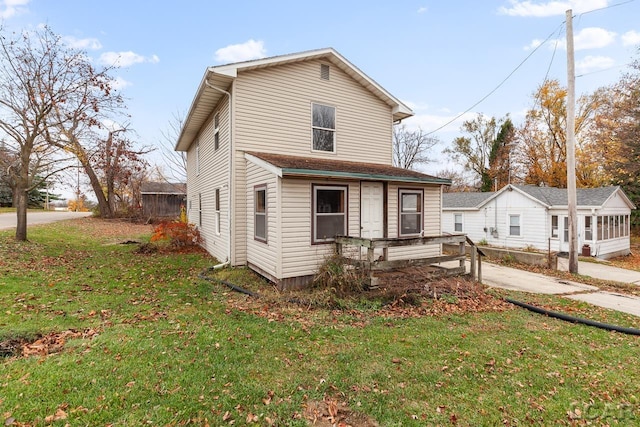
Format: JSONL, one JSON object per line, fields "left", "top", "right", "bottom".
{"left": 151, "top": 221, "right": 203, "bottom": 247}
{"left": 311, "top": 254, "right": 368, "bottom": 297}
{"left": 478, "top": 238, "right": 488, "bottom": 246}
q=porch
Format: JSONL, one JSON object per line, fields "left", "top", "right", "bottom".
{"left": 335, "top": 234, "right": 483, "bottom": 286}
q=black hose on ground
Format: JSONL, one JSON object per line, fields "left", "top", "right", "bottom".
{"left": 505, "top": 298, "right": 640, "bottom": 336}
{"left": 198, "top": 267, "right": 260, "bottom": 298}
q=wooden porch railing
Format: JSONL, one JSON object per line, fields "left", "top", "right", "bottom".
{"left": 335, "top": 234, "right": 483, "bottom": 283}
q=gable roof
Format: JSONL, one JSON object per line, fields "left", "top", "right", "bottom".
{"left": 175, "top": 48, "right": 413, "bottom": 151}
{"left": 443, "top": 184, "right": 635, "bottom": 210}
{"left": 141, "top": 182, "right": 187, "bottom": 195}
{"left": 245, "top": 152, "right": 451, "bottom": 185}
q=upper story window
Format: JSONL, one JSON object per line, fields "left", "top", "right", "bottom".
{"left": 214, "top": 113, "right": 220, "bottom": 151}
{"left": 399, "top": 189, "right": 423, "bottom": 236}
{"left": 195, "top": 140, "right": 200, "bottom": 175}
{"left": 312, "top": 103, "right": 335, "bottom": 153}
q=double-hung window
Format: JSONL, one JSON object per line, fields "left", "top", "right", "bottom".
{"left": 563, "top": 217, "right": 569, "bottom": 242}
{"left": 312, "top": 103, "right": 335, "bottom": 152}
{"left": 254, "top": 185, "right": 267, "bottom": 242}
{"left": 509, "top": 214, "right": 521, "bottom": 237}
{"left": 399, "top": 189, "right": 423, "bottom": 236}
{"left": 214, "top": 189, "right": 221, "bottom": 235}
{"left": 584, "top": 216, "right": 593, "bottom": 241}
{"left": 313, "top": 185, "right": 346, "bottom": 243}
{"left": 551, "top": 215, "right": 558, "bottom": 238}
{"left": 454, "top": 213, "right": 463, "bottom": 232}
{"left": 214, "top": 113, "right": 220, "bottom": 150}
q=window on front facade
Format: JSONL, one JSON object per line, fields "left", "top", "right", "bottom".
{"left": 509, "top": 214, "right": 521, "bottom": 237}
{"left": 312, "top": 103, "right": 335, "bottom": 152}
{"left": 313, "top": 185, "right": 346, "bottom": 243}
{"left": 551, "top": 215, "right": 558, "bottom": 238}
{"left": 214, "top": 113, "right": 220, "bottom": 151}
{"left": 585, "top": 216, "right": 593, "bottom": 241}
{"left": 399, "top": 189, "right": 423, "bottom": 236}
{"left": 454, "top": 213, "right": 463, "bottom": 232}
{"left": 254, "top": 185, "right": 267, "bottom": 242}
{"left": 215, "top": 188, "right": 221, "bottom": 235}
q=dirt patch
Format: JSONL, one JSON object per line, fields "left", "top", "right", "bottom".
{"left": 0, "top": 329, "right": 99, "bottom": 358}
{"left": 304, "top": 397, "right": 379, "bottom": 427}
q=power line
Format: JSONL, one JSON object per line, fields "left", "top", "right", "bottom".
{"left": 577, "top": 0, "right": 636, "bottom": 17}
{"left": 426, "top": 21, "right": 565, "bottom": 136}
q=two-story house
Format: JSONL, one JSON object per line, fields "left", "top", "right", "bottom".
{"left": 176, "top": 48, "right": 450, "bottom": 287}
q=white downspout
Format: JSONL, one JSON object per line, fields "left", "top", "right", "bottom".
{"left": 205, "top": 79, "right": 233, "bottom": 264}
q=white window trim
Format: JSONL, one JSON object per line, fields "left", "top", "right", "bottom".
{"left": 550, "top": 214, "right": 559, "bottom": 239}
{"left": 312, "top": 184, "right": 347, "bottom": 244}
{"left": 399, "top": 188, "right": 423, "bottom": 237}
{"left": 254, "top": 185, "right": 267, "bottom": 243}
{"left": 214, "top": 188, "right": 221, "bottom": 236}
{"left": 508, "top": 213, "right": 521, "bottom": 237}
{"left": 195, "top": 140, "right": 200, "bottom": 176}
{"left": 454, "top": 213, "right": 463, "bottom": 233}
{"left": 311, "top": 102, "right": 336, "bottom": 154}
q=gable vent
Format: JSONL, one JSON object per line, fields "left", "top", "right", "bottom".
{"left": 320, "top": 64, "right": 330, "bottom": 80}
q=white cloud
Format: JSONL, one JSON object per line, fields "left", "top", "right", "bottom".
{"left": 417, "top": 6, "right": 428, "bottom": 14}
{"left": 110, "top": 76, "right": 132, "bottom": 90}
{"left": 498, "top": 0, "right": 609, "bottom": 17}
{"left": 214, "top": 39, "right": 267, "bottom": 63}
{"left": 527, "top": 27, "right": 616, "bottom": 51}
{"left": 0, "top": 0, "right": 30, "bottom": 19}
{"left": 576, "top": 55, "right": 615, "bottom": 74}
{"left": 63, "top": 36, "right": 102, "bottom": 50}
{"left": 573, "top": 27, "right": 616, "bottom": 50}
{"left": 622, "top": 30, "right": 640, "bottom": 47}
{"left": 98, "top": 51, "right": 160, "bottom": 67}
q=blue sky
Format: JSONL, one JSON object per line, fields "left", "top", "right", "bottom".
{"left": 3, "top": 0, "right": 639, "bottom": 186}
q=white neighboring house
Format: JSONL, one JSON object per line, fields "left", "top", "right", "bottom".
{"left": 442, "top": 184, "right": 635, "bottom": 259}
{"left": 175, "top": 48, "right": 450, "bottom": 287}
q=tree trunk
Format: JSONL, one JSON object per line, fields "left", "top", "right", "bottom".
{"left": 15, "top": 188, "right": 28, "bottom": 241}
{"left": 84, "top": 162, "right": 112, "bottom": 218}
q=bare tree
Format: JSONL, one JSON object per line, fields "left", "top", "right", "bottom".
{"left": 157, "top": 110, "right": 186, "bottom": 183}
{"left": 0, "top": 26, "right": 75, "bottom": 240}
{"left": 392, "top": 124, "right": 440, "bottom": 170}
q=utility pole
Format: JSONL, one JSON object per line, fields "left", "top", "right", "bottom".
{"left": 566, "top": 9, "right": 578, "bottom": 274}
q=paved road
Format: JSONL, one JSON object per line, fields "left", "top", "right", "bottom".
{"left": 0, "top": 211, "right": 92, "bottom": 230}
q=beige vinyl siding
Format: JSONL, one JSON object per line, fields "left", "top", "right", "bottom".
{"left": 187, "top": 97, "right": 231, "bottom": 263}
{"left": 280, "top": 178, "right": 360, "bottom": 279}
{"left": 246, "top": 161, "right": 279, "bottom": 278}
{"left": 387, "top": 184, "right": 442, "bottom": 260}
{"left": 233, "top": 59, "right": 393, "bottom": 164}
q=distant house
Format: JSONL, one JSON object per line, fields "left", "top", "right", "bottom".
{"left": 442, "top": 184, "right": 635, "bottom": 259}
{"left": 141, "top": 182, "right": 186, "bottom": 218}
{"left": 175, "top": 48, "right": 451, "bottom": 287}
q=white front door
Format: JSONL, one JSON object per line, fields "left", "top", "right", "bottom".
{"left": 361, "top": 183, "right": 384, "bottom": 261}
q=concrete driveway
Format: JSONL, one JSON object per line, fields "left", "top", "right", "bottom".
{"left": 441, "top": 258, "right": 640, "bottom": 317}
{"left": 0, "top": 211, "right": 92, "bottom": 230}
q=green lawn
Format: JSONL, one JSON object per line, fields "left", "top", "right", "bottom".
{"left": 1, "top": 219, "right": 638, "bottom": 426}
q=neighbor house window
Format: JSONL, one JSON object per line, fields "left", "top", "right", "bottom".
{"left": 509, "top": 214, "right": 521, "bottom": 237}
{"left": 585, "top": 216, "right": 593, "bottom": 241}
{"left": 312, "top": 103, "right": 335, "bottom": 152}
{"left": 313, "top": 185, "right": 347, "bottom": 243}
{"left": 399, "top": 189, "right": 423, "bottom": 236}
{"left": 551, "top": 215, "right": 559, "bottom": 238}
{"left": 214, "top": 113, "right": 220, "bottom": 151}
{"left": 563, "top": 217, "right": 569, "bottom": 242}
{"left": 195, "top": 140, "right": 200, "bottom": 175}
{"left": 454, "top": 213, "right": 463, "bottom": 232}
{"left": 254, "top": 185, "right": 267, "bottom": 242}
{"left": 215, "top": 188, "right": 221, "bottom": 235}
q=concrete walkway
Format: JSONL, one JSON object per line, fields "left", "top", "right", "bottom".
{"left": 557, "top": 257, "right": 640, "bottom": 285}
{"left": 441, "top": 259, "right": 640, "bottom": 317}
